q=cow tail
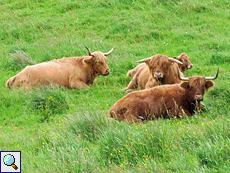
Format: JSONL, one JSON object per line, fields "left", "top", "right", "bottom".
{"left": 6, "top": 76, "right": 16, "bottom": 89}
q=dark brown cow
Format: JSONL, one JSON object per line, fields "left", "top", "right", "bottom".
{"left": 110, "top": 67, "right": 219, "bottom": 123}
{"left": 6, "top": 46, "right": 115, "bottom": 90}
{"left": 122, "top": 54, "right": 183, "bottom": 91}
{"left": 126, "top": 53, "right": 193, "bottom": 77}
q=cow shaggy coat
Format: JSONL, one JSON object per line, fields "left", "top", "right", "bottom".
{"left": 110, "top": 68, "right": 218, "bottom": 123}
{"left": 126, "top": 53, "right": 193, "bottom": 77}
{"left": 174, "top": 53, "right": 193, "bottom": 72}
{"left": 123, "top": 54, "right": 183, "bottom": 91}
{"left": 6, "top": 47, "right": 115, "bottom": 89}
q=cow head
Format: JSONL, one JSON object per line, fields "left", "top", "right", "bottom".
{"left": 136, "top": 54, "right": 183, "bottom": 81}
{"left": 178, "top": 67, "right": 219, "bottom": 101}
{"left": 174, "top": 53, "right": 193, "bottom": 71}
{"left": 84, "top": 46, "right": 115, "bottom": 76}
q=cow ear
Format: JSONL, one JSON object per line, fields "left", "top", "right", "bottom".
{"left": 173, "top": 56, "right": 179, "bottom": 60}
{"left": 205, "top": 81, "right": 214, "bottom": 91}
{"left": 83, "top": 57, "right": 94, "bottom": 64}
{"left": 173, "top": 56, "right": 183, "bottom": 62}
{"left": 180, "top": 82, "right": 189, "bottom": 89}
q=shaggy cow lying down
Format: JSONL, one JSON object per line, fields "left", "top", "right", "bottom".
{"left": 122, "top": 54, "right": 184, "bottom": 92}
{"left": 6, "top": 46, "right": 115, "bottom": 90}
{"left": 110, "top": 67, "right": 219, "bottom": 123}
{"left": 126, "top": 53, "right": 193, "bottom": 77}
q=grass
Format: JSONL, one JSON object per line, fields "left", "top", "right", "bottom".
{"left": 0, "top": 0, "right": 230, "bottom": 172}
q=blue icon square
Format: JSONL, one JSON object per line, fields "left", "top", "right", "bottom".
{"left": 0, "top": 151, "right": 21, "bottom": 173}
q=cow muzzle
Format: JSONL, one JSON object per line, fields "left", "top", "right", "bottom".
{"left": 103, "top": 69, "right": 110, "bottom": 76}
{"left": 188, "top": 64, "right": 193, "bottom": 69}
{"left": 195, "top": 94, "right": 203, "bottom": 101}
{"left": 154, "top": 72, "right": 163, "bottom": 78}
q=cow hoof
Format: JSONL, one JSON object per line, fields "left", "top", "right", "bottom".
{"left": 120, "top": 88, "right": 127, "bottom": 91}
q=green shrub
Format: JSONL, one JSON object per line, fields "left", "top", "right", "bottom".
{"left": 69, "top": 111, "right": 109, "bottom": 142}
{"left": 27, "top": 87, "right": 69, "bottom": 122}
{"left": 6, "top": 49, "right": 34, "bottom": 71}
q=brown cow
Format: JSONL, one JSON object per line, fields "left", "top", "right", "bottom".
{"left": 6, "top": 46, "right": 115, "bottom": 89}
{"left": 122, "top": 54, "right": 183, "bottom": 91}
{"left": 174, "top": 53, "right": 193, "bottom": 72}
{"left": 126, "top": 53, "right": 193, "bottom": 77}
{"left": 110, "top": 67, "right": 219, "bottom": 123}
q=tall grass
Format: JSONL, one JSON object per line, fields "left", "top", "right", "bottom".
{"left": 0, "top": 0, "right": 230, "bottom": 172}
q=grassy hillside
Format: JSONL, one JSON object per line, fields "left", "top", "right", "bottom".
{"left": 0, "top": 0, "right": 230, "bottom": 172}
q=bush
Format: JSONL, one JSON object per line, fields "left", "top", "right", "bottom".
{"left": 7, "top": 49, "right": 34, "bottom": 71}
{"left": 26, "top": 87, "right": 69, "bottom": 122}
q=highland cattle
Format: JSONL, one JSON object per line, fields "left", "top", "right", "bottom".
{"left": 111, "top": 67, "right": 219, "bottom": 123}
{"left": 126, "top": 53, "right": 193, "bottom": 77}
{"left": 123, "top": 54, "right": 183, "bottom": 91}
{"left": 6, "top": 46, "right": 115, "bottom": 89}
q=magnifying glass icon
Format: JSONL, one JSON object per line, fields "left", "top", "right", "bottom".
{"left": 3, "top": 154, "right": 18, "bottom": 170}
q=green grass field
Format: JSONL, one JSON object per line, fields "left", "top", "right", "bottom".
{"left": 1, "top": 0, "right": 230, "bottom": 172}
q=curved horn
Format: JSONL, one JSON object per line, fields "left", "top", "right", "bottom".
{"left": 205, "top": 67, "right": 219, "bottom": 80}
{"left": 135, "top": 57, "right": 152, "bottom": 63}
{"left": 85, "top": 46, "right": 93, "bottom": 56}
{"left": 168, "top": 57, "right": 183, "bottom": 64}
{"left": 104, "top": 46, "right": 115, "bottom": 56}
{"left": 177, "top": 67, "right": 189, "bottom": 81}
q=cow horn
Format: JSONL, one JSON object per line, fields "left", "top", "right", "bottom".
{"left": 104, "top": 46, "right": 115, "bottom": 56}
{"left": 205, "top": 67, "right": 219, "bottom": 80}
{"left": 177, "top": 67, "right": 189, "bottom": 81}
{"left": 135, "top": 57, "right": 152, "bottom": 63}
{"left": 85, "top": 46, "right": 94, "bottom": 56}
{"left": 168, "top": 57, "right": 183, "bottom": 64}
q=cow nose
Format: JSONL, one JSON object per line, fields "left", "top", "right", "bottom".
{"left": 195, "top": 94, "right": 203, "bottom": 101}
{"left": 154, "top": 72, "right": 163, "bottom": 78}
{"left": 189, "top": 64, "right": 193, "bottom": 69}
{"left": 105, "top": 69, "right": 110, "bottom": 74}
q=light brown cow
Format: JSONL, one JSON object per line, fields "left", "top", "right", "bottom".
{"left": 110, "top": 67, "right": 219, "bottom": 123}
{"left": 6, "top": 46, "right": 115, "bottom": 89}
{"left": 126, "top": 53, "right": 193, "bottom": 77}
{"left": 122, "top": 54, "right": 183, "bottom": 91}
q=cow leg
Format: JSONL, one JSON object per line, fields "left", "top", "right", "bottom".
{"left": 69, "top": 80, "right": 89, "bottom": 89}
{"left": 121, "top": 73, "right": 139, "bottom": 91}
{"left": 110, "top": 107, "right": 138, "bottom": 123}
{"left": 182, "top": 109, "right": 192, "bottom": 117}
{"left": 172, "top": 106, "right": 192, "bottom": 118}
{"left": 145, "top": 77, "right": 158, "bottom": 89}
{"left": 13, "top": 73, "right": 32, "bottom": 89}
{"left": 195, "top": 101, "right": 203, "bottom": 114}
{"left": 123, "top": 110, "right": 138, "bottom": 123}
